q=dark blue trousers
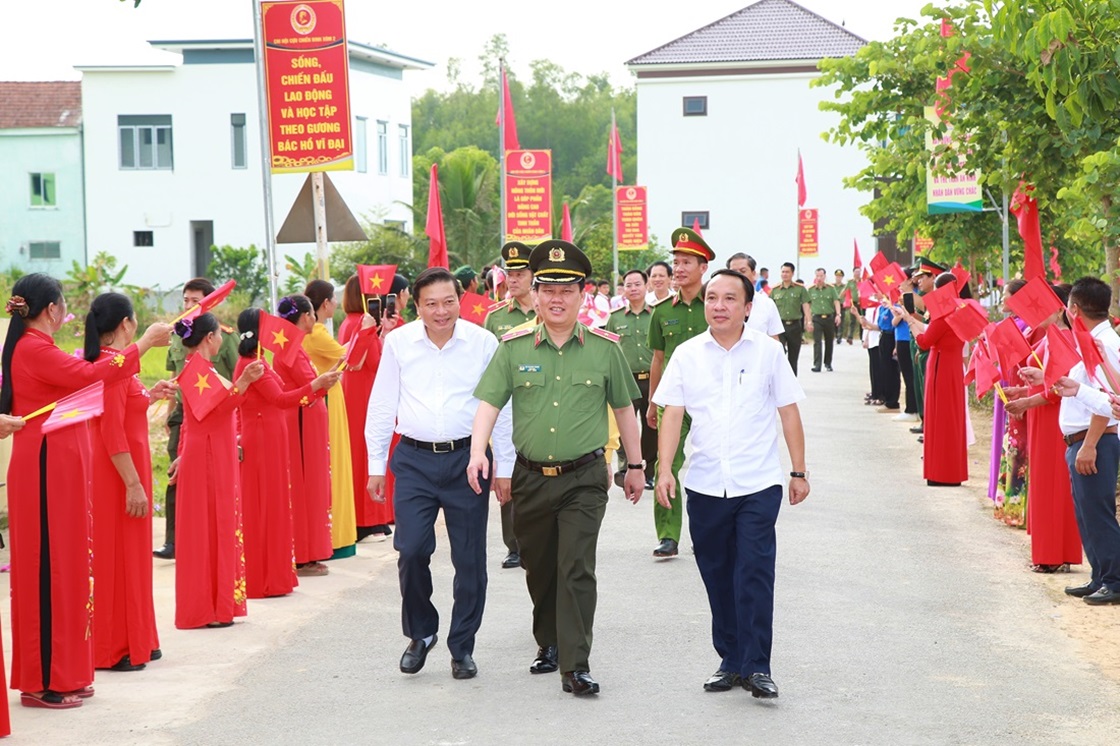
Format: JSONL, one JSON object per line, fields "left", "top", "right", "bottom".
{"left": 390, "top": 443, "right": 490, "bottom": 660}
{"left": 686, "top": 485, "right": 782, "bottom": 676}
{"left": 1065, "top": 433, "right": 1120, "bottom": 592}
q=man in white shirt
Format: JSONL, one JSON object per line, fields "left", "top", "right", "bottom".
{"left": 726, "top": 252, "right": 782, "bottom": 340}
{"left": 366, "top": 267, "right": 515, "bottom": 679}
{"left": 653, "top": 269, "right": 809, "bottom": 700}
{"left": 646, "top": 261, "right": 673, "bottom": 305}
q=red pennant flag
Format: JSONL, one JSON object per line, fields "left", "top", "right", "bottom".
{"left": 357, "top": 264, "right": 397, "bottom": 296}
{"left": 945, "top": 299, "right": 989, "bottom": 343}
{"left": 922, "top": 280, "right": 961, "bottom": 320}
{"left": 561, "top": 203, "right": 573, "bottom": 242}
{"left": 40, "top": 381, "right": 105, "bottom": 434}
{"left": 987, "top": 317, "right": 1033, "bottom": 373}
{"left": 692, "top": 217, "right": 703, "bottom": 237}
{"left": 857, "top": 281, "right": 879, "bottom": 309}
{"left": 1010, "top": 182, "right": 1045, "bottom": 281}
{"left": 459, "top": 291, "right": 491, "bottom": 325}
{"left": 1049, "top": 245, "right": 1062, "bottom": 280}
{"left": 1005, "top": 275, "right": 1064, "bottom": 330}
{"left": 426, "top": 164, "right": 449, "bottom": 269}
{"left": 179, "top": 279, "right": 236, "bottom": 322}
{"left": 861, "top": 268, "right": 870, "bottom": 282}
{"left": 795, "top": 151, "right": 807, "bottom": 207}
{"left": 606, "top": 122, "right": 623, "bottom": 182}
{"left": 178, "top": 353, "right": 231, "bottom": 420}
{"left": 973, "top": 347, "right": 1002, "bottom": 398}
{"left": 496, "top": 67, "right": 520, "bottom": 151}
{"left": 869, "top": 251, "right": 889, "bottom": 273}
{"left": 1044, "top": 326, "right": 1082, "bottom": 389}
{"left": 257, "top": 311, "right": 306, "bottom": 367}
{"left": 871, "top": 261, "right": 905, "bottom": 303}
{"left": 950, "top": 262, "right": 971, "bottom": 294}
{"left": 852, "top": 239, "right": 862, "bottom": 272}
{"left": 842, "top": 288, "right": 852, "bottom": 308}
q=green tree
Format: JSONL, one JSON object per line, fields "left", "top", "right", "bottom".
{"left": 331, "top": 220, "right": 425, "bottom": 287}
{"left": 206, "top": 244, "right": 269, "bottom": 304}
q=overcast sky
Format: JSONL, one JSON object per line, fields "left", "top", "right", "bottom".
{"left": 7, "top": 0, "right": 942, "bottom": 94}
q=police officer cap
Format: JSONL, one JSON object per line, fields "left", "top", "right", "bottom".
{"left": 669, "top": 227, "right": 715, "bottom": 262}
{"left": 501, "top": 241, "right": 532, "bottom": 270}
{"left": 529, "top": 240, "right": 593, "bottom": 285}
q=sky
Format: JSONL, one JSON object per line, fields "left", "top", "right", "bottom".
{"left": 5, "top": 0, "right": 941, "bottom": 95}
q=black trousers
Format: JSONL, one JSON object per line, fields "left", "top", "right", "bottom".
{"left": 877, "top": 329, "right": 900, "bottom": 408}
{"left": 896, "top": 339, "right": 917, "bottom": 414}
{"left": 617, "top": 374, "right": 657, "bottom": 481}
{"left": 778, "top": 319, "right": 804, "bottom": 375}
{"left": 812, "top": 314, "right": 836, "bottom": 368}
{"left": 390, "top": 442, "right": 490, "bottom": 660}
{"left": 163, "top": 402, "right": 183, "bottom": 545}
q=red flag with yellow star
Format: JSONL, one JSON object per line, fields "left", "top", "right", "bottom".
{"left": 870, "top": 261, "right": 905, "bottom": 303}
{"left": 459, "top": 291, "right": 491, "bottom": 325}
{"left": 177, "top": 279, "right": 236, "bottom": 323}
{"left": 178, "top": 353, "right": 231, "bottom": 420}
{"left": 357, "top": 264, "right": 397, "bottom": 296}
{"left": 40, "top": 381, "right": 105, "bottom": 434}
{"left": 257, "top": 311, "right": 306, "bottom": 366}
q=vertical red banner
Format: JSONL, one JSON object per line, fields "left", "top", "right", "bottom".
{"left": 616, "top": 186, "right": 648, "bottom": 251}
{"left": 504, "top": 150, "right": 552, "bottom": 243}
{"left": 798, "top": 208, "right": 819, "bottom": 257}
{"left": 261, "top": 0, "right": 353, "bottom": 173}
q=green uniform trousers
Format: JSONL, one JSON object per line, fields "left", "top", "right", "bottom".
{"left": 511, "top": 458, "right": 609, "bottom": 673}
{"left": 912, "top": 346, "right": 928, "bottom": 419}
{"left": 654, "top": 408, "right": 692, "bottom": 543}
{"left": 500, "top": 500, "right": 517, "bottom": 554}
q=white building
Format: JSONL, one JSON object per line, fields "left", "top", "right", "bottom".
{"left": 626, "top": 0, "right": 875, "bottom": 278}
{"left": 79, "top": 39, "right": 431, "bottom": 290}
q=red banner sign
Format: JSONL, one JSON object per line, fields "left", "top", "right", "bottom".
{"left": 504, "top": 150, "right": 552, "bottom": 243}
{"left": 798, "top": 208, "right": 819, "bottom": 257}
{"left": 913, "top": 232, "right": 934, "bottom": 255}
{"left": 616, "top": 186, "right": 648, "bottom": 251}
{"left": 261, "top": 0, "right": 353, "bottom": 173}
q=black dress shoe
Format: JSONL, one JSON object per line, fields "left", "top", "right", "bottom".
{"left": 529, "top": 645, "right": 558, "bottom": 674}
{"left": 451, "top": 653, "right": 477, "bottom": 679}
{"left": 702, "top": 669, "right": 741, "bottom": 692}
{"left": 1065, "top": 581, "right": 1100, "bottom": 597}
{"left": 153, "top": 543, "right": 175, "bottom": 560}
{"left": 561, "top": 670, "right": 600, "bottom": 696}
{"left": 653, "top": 538, "right": 678, "bottom": 558}
{"left": 150, "top": 649, "right": 162, "bottom": 661}
{"left": 743, "top": 672, "right": 779, "bottom": 699}
{"left": 1083, "top": 587, "right": 1120, "bottom": 605}
{"left": 644, "top": 478, "right": 655, "bottom": 491}
{"left": 109, "top": 655, "right": 145, "bottom": 672}
{"left": 825, "top": 365, "right": 833, "bottom": 372}
{"left": 501, "top": 552, "right": 521, "bottom": 569}
{"left": 909, "top": 425, "right": 924, "bottom": 434}
{"left": 811, "top": 367, "right": 821, "bottom": 372}
{"left": 400, "top": 635, "right": 437, "bottom": 674}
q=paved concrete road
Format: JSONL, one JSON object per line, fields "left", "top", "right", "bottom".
{"left": 11, "top": 343, "right": 1120, "bottom": 745}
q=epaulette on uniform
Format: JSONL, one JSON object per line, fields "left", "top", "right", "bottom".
{"left": 488, "top": 299, "right": 511, "bottom": 312}
{"left": 588, "top": 327, "right": 620, "bottom": 343}
{"left": 220, "top": 323, "right": 235, "bottom": 333}
{"left": 649, "top": 295, "right": 672, "bottom": 307}
{"left": 500, "top": 327, "right": 534, "bottom": 343}
{"left": 610, "top": 305, "right": 627, "bottom": 314}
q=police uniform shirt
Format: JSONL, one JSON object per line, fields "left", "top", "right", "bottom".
{"left": 648, "top": 291, "right": 707, "bottom": 366}
{"left": 605, "top": 304, "right": 653, "bottom": 373}
{"left": 806, "top": 284, "right": 840, "bottom": 316}
{"left": 770, "top": 284, "right": 810, "bottom": 322}
{"left": 484, "top": 300, "right": 536, "bottom": 339}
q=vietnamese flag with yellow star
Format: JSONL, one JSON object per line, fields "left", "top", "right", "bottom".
{"left": 357, "top": 264, "right": 397, "bottom": 296}
{"left": 178, "top": 353, "right": 231, "bottom": 420}
{"left": 459, "top": 291, "right": 491, "bottom": 325}
{"left": 257, "top": 310, "right": 306, "bottom": 366}
{"left": 870, "top": 261, "right": 905, "bottom": 303}
{"left": 40, "top": 381, "right": 106, "bottom": 434}
{"left": 176, "top": 279, "right": 237, "bottom": 323}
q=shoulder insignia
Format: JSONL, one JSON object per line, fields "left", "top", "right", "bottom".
{"left": 649, "top": 295, "right": 671, "bottom": 307}
{"left": 588, "top": 327, "right": 621, "bottom": 343}
{"left": 220, "top": 323, "right": 235, "bottom": 333}
{"left": 500, "top": 327, "right": 534, "bottom": 342}
{"left": 610, "top": 305, "right": 627, "bottom": 313}
{"left": 488, "top": 299, "right": 511, "bottom": 312}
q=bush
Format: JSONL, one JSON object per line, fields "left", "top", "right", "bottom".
{"left": 207, "top": 245, "right": 270, "bottom": 305}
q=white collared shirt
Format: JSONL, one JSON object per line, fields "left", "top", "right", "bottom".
{"left": 653, "top": 325, "right": 805, "bottom": 497}
{"left": 1059, "top": 320, "right": 1120, "bottom": 435}
{"left": 366, "top": 319, "right": 515, "bottom": 477}
{"left": 746, "top": 289, "right": 783, "bottom": 336}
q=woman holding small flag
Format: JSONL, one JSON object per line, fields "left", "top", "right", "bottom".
{"left": 169, "top": 312, "right": 264, "bottom": 629}
{"left": 234, "top": 309, "right": 341, "bottom": 598}
{"left": 2, "top": 273, "right": 171, "bottom": 710}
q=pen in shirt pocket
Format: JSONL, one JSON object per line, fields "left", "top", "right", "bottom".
{"left": 739, "top": 369, "right": 744, "bottom": 385}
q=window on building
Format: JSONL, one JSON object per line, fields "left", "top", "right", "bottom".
{"left": 118, "top": 115, "right": 174, "bottom": 170}
{"left": 376, "top": 121, "right": 388, "bottom": 175}
{"left": 682, "top": 96, "right": 708, "bottom": 116}
{"left": 384, "top": 219, "right": 406, "bottom": 232}
{"left": 28, "top": 241, "right": 61, "bottom": 259}
{"left": 30, "top": 173, "right": 57, "bottom": 207}
{"left": 134, "top": 230, "right": 154, "bottom": 247}
{"left": 681, "top": 211, "right": 710, "bottom": 230}
{"left": 355, "top": 116, "right": 368, "bottom": 173}
{"left": 399, "top": 125, "right": 410, "bottom": 177}
{"left": 231, "top": 113, "right": 247, "bottom": 169}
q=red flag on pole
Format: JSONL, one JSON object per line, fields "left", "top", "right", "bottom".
{"left": 922, "top": 280, "right": 961, "bottom": 320}
{"left": 1049, "top": 246, "right": 1063, "bottom": 280}
{"left": 426, "top": 164, "right": 448, "bottom": 269}
{"left": 459, "top": 291, "right": 491, "bottom": 325}
{"left": 871, "top": 261, "right": 905, "bottom": 303}
{"left": 852, "top": 239, "right": 862, "bottom": 272}
{"left": 561, "top": 203, "right": 573, "bottom": 242}
{"left": 1005, "top": 275, "right": 1064, "bottom": 329}
{"left": 692, "top": 217, "right": 703, "bottom": 237}
{"left": 1044, "top": 326, "right": 1082, "bottom": 389}
{"left": 973, "top": 347, "right": 1002, "bottom": 398}
{"left": 1010, "top": 182, "right": 1045, "bottom": 281}
{"left": 257, "top": 311, "right": 306, "bottom": 367}
{"left": 357, "top": 264, "right": 398, "bottom": 296}
{"left": 795, "top": 151, "right": 807, "bottom": 208}
{"left": 606, "top": 122, "right": 623, "bottom": 182}
{"left": 950, "top": 262, "right": 971, "bottom": 294}
{"left": 496, "top": 67, "right": 520, "bottom": 151}
{"left": 869, "top": 251, "right": 889, "bottom": 273}
{"left": 857, "top": 281, "right": 879, "bottom": 309}
{"left": 945, "top": 299, "right": 989, "bottom": 343}
{"left": 987, "top": 317, "right": 1033, "bottom": 373}
{"left": 40, "top": 381, "right": 105, "bottom": 434}
{"left": 178, "top": 353, "right": 231, "bottom": 421}
{"left": 177, "top": 279, "right": 236, "bottom": 323}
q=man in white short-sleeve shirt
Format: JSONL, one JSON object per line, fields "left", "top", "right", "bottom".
{"left": 653, "top": 269, "right": 809, "bottom": 700}
{"left": 727, "top": 253, "right": 782, "bottom": 340}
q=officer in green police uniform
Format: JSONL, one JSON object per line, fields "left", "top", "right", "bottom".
{"left": 606, "top": 268, "right": 656, "bottom": 488}
{"left": 646, "top": 227, "right": 712, "bottom": 559}
{"left": 483, "top": 241, "right": 537, "bottom": 570}
{"left": 467, "top": 240, "right": 644, "bottom": 697}
{"left": 807, "top": 267, "right": 842, "bottom": 372}
{"left": 770, "top": 262, "right": 812, "bottom": 375}
{"left": 155, "top": 277, "right": 240, "bottom": 560}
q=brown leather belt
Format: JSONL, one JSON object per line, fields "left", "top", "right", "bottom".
{"left": 516, "top": 448, "right": 605, "bottom": 477}
{"left": 1063, "top": 426, "right": 1118, "bottom": 446}
{"left": 635, "top": 371, "right": 650, "bottom": 380}
{"left": 400, "top": 435, "right": 471, "bottom": 453}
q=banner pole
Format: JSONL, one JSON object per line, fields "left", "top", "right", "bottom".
{"left": 499, "top": 59, "right": 507, "bottom": 258}
{"left": 611, "top": 108, "right": 619, "bottom": 295}
{"left": 252, "top": 0, "right": 280, "bottom": 312}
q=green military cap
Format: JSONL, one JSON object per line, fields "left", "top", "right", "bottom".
{"left": 669, "top": 227, "right": 715, "bottom": 262}
{"left": 501, "top": 241, "right": 532, "bottom": 270}
{"left": 453, "top": 265, "right": 477, "bottom": 286}
{"left": 834, "top": 269, "right": 845, "bottom": 277}
{"left": 529, "top": 240, "right": 592, "bottom": 284}
{"left": 913, "top": 258, "right": 947, "bottom": 277}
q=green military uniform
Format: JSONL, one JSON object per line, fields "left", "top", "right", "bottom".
{"left": 474, "top": 240, "right": 639, "bottom": 679}
{"left": 606, "top": 302, "right": 656, "bottom": 482}
{"left": 840, "top": 277, "right": 860, "bottom": 343}
{"left": 807, "top": 283, "right": 841, "bottom": 371}
{"left": 484, "top": 299, "right": 536, "bottom": 339}
{"left": 771, "top": 282, "right": 811, "bottom": 374}
{"left": 161, "top": 322, "right": 239, "bottom": 548}
{"left": 648, "top": 227, "right": 713, "bottom": 551}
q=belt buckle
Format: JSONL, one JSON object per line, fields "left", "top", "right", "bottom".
{"left": 433, "top": 441, "right": 453, "bottom": 453}
{"left": 542, "top": 465, "right": 560, "bottom": 477}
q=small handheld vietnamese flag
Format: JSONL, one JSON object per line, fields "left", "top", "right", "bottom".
{"left": 987, "top": 317, "right": 1033, "bottom": 374}
{"left": 922, "top": 281, "right": 960, "bottom": 320}
{"left": 857, "top": 281, "right": 879, "bottom": 309}
{"left": 257, "top": 311, "right": 306, "bottom": 366}
{"left": 972, "top": 346, "right": 1002, "bottom": 399}
{"left": 179, "top": 353, "right": 231, "bottom": 420}
{"left": 869, "top": 251, "right": 889, "bottom": 274}
{"left": 870, "top": 261, "right": 905, "bottom": 303}
{"left": 950, "top": 262, "right": 971, "bottom": 294}
{"left": 1005, "top": 275, "right": 1064, "bottom": 330}
{"left": 1044, "top": 326, "right": 1082, "bottom": 389}
{"left": 39, "top": 381, "right": 105, "bottom": 434}
{"left": 459, "top": 291, "right": 491, "bottom": 325}
{"left": 357, "top": 265, "right": 397, "bottom": 296}
{"left": 175, "top": 279, "right": 236, "bottom": 323}
{"left": 945, "top": 299, "right": 989, "bottom": 343}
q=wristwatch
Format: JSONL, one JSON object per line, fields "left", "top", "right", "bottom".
{"left": 627, "top": 462, "right": 645, "bottom": 470}
{"left": 789, "top": 471, "right": 809, "bottom": 479}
